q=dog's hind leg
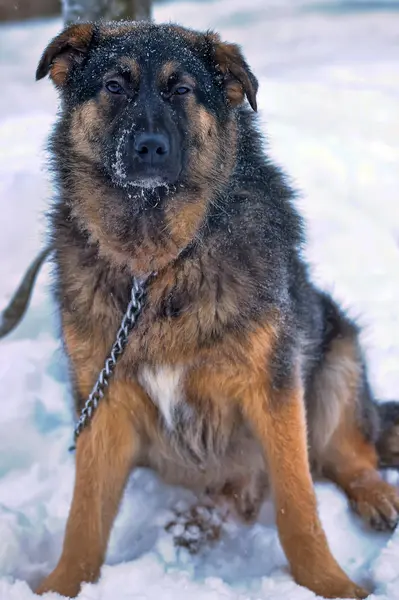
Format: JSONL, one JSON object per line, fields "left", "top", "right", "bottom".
{"left": 307, "top": 297, "right": 399, "bottom": 531}
{"left": 322, "top": 401, "right": 399, "bottom": 531}
{"left": 313, "top": 332, "right": 399, "bottom": 531}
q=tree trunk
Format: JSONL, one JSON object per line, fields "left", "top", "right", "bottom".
{"left": 62, "top": 0, "right": 152, "bottom": 25}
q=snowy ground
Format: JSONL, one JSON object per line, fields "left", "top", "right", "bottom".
{"left": 1, "top": 1, "right": 399, "bottom": 598}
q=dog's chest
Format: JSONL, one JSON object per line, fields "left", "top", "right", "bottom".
{"left": 137, "top": 364, "right": 231, "bottom": 464}
{"left": 138, "top": 365, "right": 185, "bottom": 428}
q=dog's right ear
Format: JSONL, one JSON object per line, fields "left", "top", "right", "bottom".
{"left": 36, "top": 23, "right": 94, "bottom": 87}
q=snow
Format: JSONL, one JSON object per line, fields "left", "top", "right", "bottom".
{"left": 1, "top": 1, "right": 399, "bottom": 598}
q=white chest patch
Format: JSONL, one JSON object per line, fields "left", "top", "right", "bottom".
{"left": 139, "top": 365, "right": 185, "bottom": 428}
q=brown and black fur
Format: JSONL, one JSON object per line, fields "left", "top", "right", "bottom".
{"left": 32, "top": 21, "right": 399, "bottom": 599}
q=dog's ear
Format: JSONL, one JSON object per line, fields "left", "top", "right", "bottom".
{"left": 36, "top": 23, "right": 95, "bottom": 87}
{"left": 206, "top": 32, "right": 258, "bottom": 112}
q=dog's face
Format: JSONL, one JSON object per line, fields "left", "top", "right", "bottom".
{"left": 37, "top": 23, "right": 258, "bottom": 271}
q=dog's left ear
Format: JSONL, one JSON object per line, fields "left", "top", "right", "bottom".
{"left": 207, "top": 33, "right": 258, "bottom": 112}
{"left": 36, "top": 23, "right": 95, "bottom": 87}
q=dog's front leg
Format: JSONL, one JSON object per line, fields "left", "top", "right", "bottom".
{"left": 36, "top": 381, "right": 139, "bottom": 598}
{"left": 241, "top": 374, "right": 368, "bottom": 599}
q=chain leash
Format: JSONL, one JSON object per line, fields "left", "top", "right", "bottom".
{"left": 73, "top": 276, "right": 147, "bottom": 442}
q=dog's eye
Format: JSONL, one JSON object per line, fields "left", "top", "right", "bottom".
{"left": 173, "top": 85, "right": 191, "bottom": 96}
{"left": 105, "top": 80, "right": 125, "bottom": 95}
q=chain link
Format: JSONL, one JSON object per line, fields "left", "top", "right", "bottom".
{"left": 73, "top": 276, "right": 147, "bottom": 441}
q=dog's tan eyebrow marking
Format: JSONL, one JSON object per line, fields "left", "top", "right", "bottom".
{"left": 117, "top": 58, "right": 141, "bottom": 81}
{"left": 157, "top": 61, "right": 197, "bottom": 88}
{"left": 158, "top": 61, "right": 180, "bottom": 85}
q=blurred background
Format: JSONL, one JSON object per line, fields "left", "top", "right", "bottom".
{"left": 0, "top": 2, "right": 399, "bottom": 599}
{"left": 1, "top": 0, "right": 399, "bottom": 22}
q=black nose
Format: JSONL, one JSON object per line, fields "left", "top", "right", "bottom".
{"left": 134, "top": 133, "right": 170, "bottom": 164}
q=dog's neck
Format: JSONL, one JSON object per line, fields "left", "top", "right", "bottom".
{"left": 62, "top": 169, "right": 215, "bottom": 278}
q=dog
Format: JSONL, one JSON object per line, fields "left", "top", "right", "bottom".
{"left": 32, "top": 21, "right": 399, "bottom": 599}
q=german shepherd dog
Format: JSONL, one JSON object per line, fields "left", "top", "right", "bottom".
{"left": 32, "top": 22, "right": 399, "bottom": 599}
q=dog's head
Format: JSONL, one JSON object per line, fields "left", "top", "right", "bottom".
{"left": 37, "top": 23, "right": 258, "bottom": 271}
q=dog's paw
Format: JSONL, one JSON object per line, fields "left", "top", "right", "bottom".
{"left": 348, "top": 475, "right": 399, "bottom": 531}
{"left": 35, "top": 561, "right": 98, "bottom": 598}
{"left": 322, "top": 582, "right": 369, "bottom": 599}
{"left": 297, "top": 572, "right": 369, "bottom": 599}
{"left": 165, "top": 503, "right": 226, "bottom": 554}
{"left": 36, "top": 568, "right": 81, "bottom": 598}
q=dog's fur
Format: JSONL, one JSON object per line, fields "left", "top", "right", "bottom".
{"left": 33, "top": 22, "right": 399, "bottom": 599}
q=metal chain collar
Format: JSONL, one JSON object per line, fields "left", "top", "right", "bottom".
{"left": 73, "top": 276, "right": 147, "bottom": 441}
